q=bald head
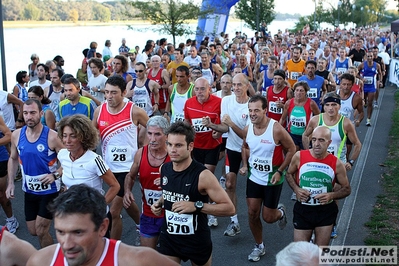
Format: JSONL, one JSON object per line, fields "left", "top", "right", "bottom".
{"left": 313, "top": 126, "right": 331, "bottom": 141}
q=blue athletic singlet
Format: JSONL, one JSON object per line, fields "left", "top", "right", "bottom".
{"left": 362, "top": 62, "right": 377, "bottom": 93}
{"left": 334, "top": 58, "right": 350, "bottom": 85}
{"left": 18, "top": 126, "right": 60, "bottom": 195}
{"left": 298, "top": 75, "right": 324, "bottom": 110}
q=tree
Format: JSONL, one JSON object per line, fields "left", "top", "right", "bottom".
{"left": 70, "top": 9, "right": 79, "bottom": 23}
{"left": 125, "top": 0, "right": 212, "bottom": 46}
{"left": 23, "top": 2, "right": 41, "bottom": 20}
{"left": 235, "top": 0, "right": 275, "bottom": 31}
{"left": 93, "top": 4, "right": 111, "bottom": 22}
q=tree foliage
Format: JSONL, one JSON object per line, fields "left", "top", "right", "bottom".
{"left": 235, "top": 0, "right": 275, "bottom": 31}
{"left": 70, "top": 9, "right": 79, "bottom": 23}
{"left": 125, "top": 0, "right": 212, "bottom": 46}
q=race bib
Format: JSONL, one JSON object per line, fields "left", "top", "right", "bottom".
{"left": 107, "top": 146, "right": 133, "bottom": 163}
{"left": 337, "top": 68, "right": 347, "bottom": 75}
{"left": 26, "top": 174, "right": 51, "bottom": 192}
{"left": 364, "top": 77, "right": 373, "bottom": 85}
{"left": 290, "top": 72, "right": 299, "bottom": 80}
{"left": 302, "top": 186, "right": 327, "bottom": 206}
{"left": 291, "top": 116, "right": 306, "bottom": 128}
{"left": 134, "top": 99, "right": 147, "bottom": 109}
{"left": 327, "top": 144, "right": 337, "bottom": 156}
{"left": 251, "top": 157, "right": 272, "bottom": 172}
{"left": 307, "top": 88, "right": 317, "bottom": 99}
{"left": 172, "top": 112, "right": 185, "bottom": 123}
{"left": 192, "top": 118, "right": 211, "bottom": 133}
{"left": 165, "top": 210, "right": 194, "bottom": 235}
{"left": 268, "top": 101, "right": 283, "bottom": 114}
{"left": 144, "top": 189, "right": 162, "bottom": 206}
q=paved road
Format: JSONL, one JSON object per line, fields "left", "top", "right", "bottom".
{"left": 2, "top": 85, "right": 396, "bottom": 265}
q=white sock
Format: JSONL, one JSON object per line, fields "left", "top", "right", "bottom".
{"left": 6, "top": 216, "right": 15, "bottom": 221}
{"left": 279, "top": 209, "right": 284, "bottom": 219}
{"left": 257, "top": 242, "right": 265, "bottom": 249}
{"left": 230, "top": 214, "right": 238, "bottom": 224}
{"left": 136, "top": 224, "right": 140, "bottom": 231}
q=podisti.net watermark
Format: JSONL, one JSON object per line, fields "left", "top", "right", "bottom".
{"left": 319, "top": 246, "right": 397, "bottom": 265}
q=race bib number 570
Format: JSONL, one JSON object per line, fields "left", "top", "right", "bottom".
{"left": 165, "top": 210, "right": 194, "bottom": 235}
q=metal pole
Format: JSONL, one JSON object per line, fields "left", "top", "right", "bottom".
{"left": 314, "top": 0, "right": 316, "bottom": 30}
{"left": 0, "top": 0, "right": 8, "bottom": 91}
{"left": 256, "top": 0, "right": 260, "bottom": 33}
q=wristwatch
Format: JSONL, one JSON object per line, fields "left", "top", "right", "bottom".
{"left": 349, "top": 160, "right": 355, "bottom": 166}
{"left": 194, "top": 201, "right": 204, "bottom": 212}
{"left": 53, "top": 172, "right": 61, "bottom": 180}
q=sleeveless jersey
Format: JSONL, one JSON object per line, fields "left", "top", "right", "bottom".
{"left": 48, "top": 85, "right": 64, "bottom": 121}
{"left": 170, "top": 83, "right": 194, "bottom": 124}
{"left": 51, "top": 238, "right": 120, "bottom": 266}
{"left": 246, "top": 119, "right": 284, "bottom": 186}
{"left": 18, "top": 126, "right": 60, "bottom": 195}
{"left": 298, "top": 75, "right": 324, "bottom": 109}
{"left": 266, "top": 85, "right": 290, "bottom": 123}
{"left": 148, "top": 68, "right": 167, "bottom": 110}
{"left": 139, "top": 146, "right": 170, "bottom": 217}
{"left": 318, "top": 115, "right": 347, "bottom": 163}
{"left": 259, "top": 62, "right": 268, "bottom": 74}
{"left": 98, "top": 101, "right": 138, "bottom": 173}
{"left": 199, "top": 63, "right": 214, "bottom": 86}
{"left": 279, "top": 51, "right": 289, "bottom": 69}
{"left": 210, "top": 54, "right": 217, "bottom": 64}
{"left": 0, "top": 132, "right": 9, "bottom": 162}
{"left": 285, "top": 59, "right": 305, "bottom": 87}
{"left": 160, "top": 160, "right": 210, "bottom": 241}
{"left": 334, "top": 57, "right": 350, "bottom": 85}
{"left": 351, "top": 78, "right": 361, "bottom": 94}
{"left": 261, "top": 71, "right": 274, "bottom": 95}
{"left": 287, "top": 98, "right": 312, "bottom": 135}
{"left": 241, "top": 65, "right": 250, "bottom": 77}
{"left": 131, "top": 79, "right": 153, "bottom": 116}
{"left": 296, "top": 150, "right": 337, "bottom": 206}
{"left": 338, "top": 90, "right": 356, "bottom": 121}
{"left": 362, "top": 62, "right": 377, "bottom": 92}
{"left": 40, "top": 104, "right": 52, "bottom": 126}
{"left": 16, "top": 84, "right": 28, "bottom": 102}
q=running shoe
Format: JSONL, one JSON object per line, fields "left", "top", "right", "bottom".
{"left": 277, "top": 203, "right": 287, "bottom": 230}
{"left": 248, "top": 245, "right": 266, "bottom": 262}
{"left": 366, "top": 119, "right": 371, "bottom": 127}
{"left": 373, "top": 101, "right": 378, "bottom": 108}
{"left": 208, "top": 216, "right": 218, "bottom": 227}
{"left": 291, "top": 192, "right": 297, "bottom": 201}
{"left": 6, "top": 217, "right": 19, "bottom": 234}
{"left": 331, "top": 226, "right": 338, "bottom": 239}
{"left": 135, "top": 228, "right": 141, "bottom": 246}
{"left": 224, "top": 221, "right": 241, "bottom": 236}
{"left": 219, "top": 176, "right": 226, "bottom": 189}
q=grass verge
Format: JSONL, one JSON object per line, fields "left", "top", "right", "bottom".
{"left": 364, "top": 90, "right": 399, "bottom": 248}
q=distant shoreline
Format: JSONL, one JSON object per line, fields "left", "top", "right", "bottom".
{"left": 3, "top": 19, "right": 296, "bottom": 29}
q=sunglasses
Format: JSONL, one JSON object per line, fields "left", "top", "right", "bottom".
{"left": 135, "top": 69, "right": 145, "bottom": 73}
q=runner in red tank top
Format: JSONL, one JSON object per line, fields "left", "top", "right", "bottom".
{"left": 124, "top": 116, "right": 170, "bottom": 249}
{"left": 148, "top": 55, "right": 171, "bottom": 113}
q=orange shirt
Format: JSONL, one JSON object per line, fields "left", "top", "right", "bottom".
{"left": 285, "top": 59, "right": 306, "bottom": 87}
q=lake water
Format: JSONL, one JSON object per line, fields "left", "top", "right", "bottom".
{"left": 0, "top": 20, "right": 298, "bottom": 92}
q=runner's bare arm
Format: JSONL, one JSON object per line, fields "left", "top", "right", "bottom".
{"left": 285, "top": 151, "right": 311, "bottom": 201}
{"left": 302, "top": 116, "right": 318, "bottom": 150}
{"left": 123, "top": 148, "right": 142, "bottom": 209}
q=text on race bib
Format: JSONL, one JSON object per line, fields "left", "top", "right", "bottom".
{"left": 144, "top": 189, "right": 162, "bottom": 206}
{"left": 165, "top": 210, "right": 194, "bottom": 235}
{"left": 268, "top": 101, "right": 283, "bottom": 114}
{"left": 192, "top": 118, "right": 211, "bottom": 133}
{"left": 301, "top": 186, "right": 327, "bottom": 206}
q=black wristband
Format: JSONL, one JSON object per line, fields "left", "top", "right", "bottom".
{"left": 277, "top": 169, "right": 284, "bottom": 176}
